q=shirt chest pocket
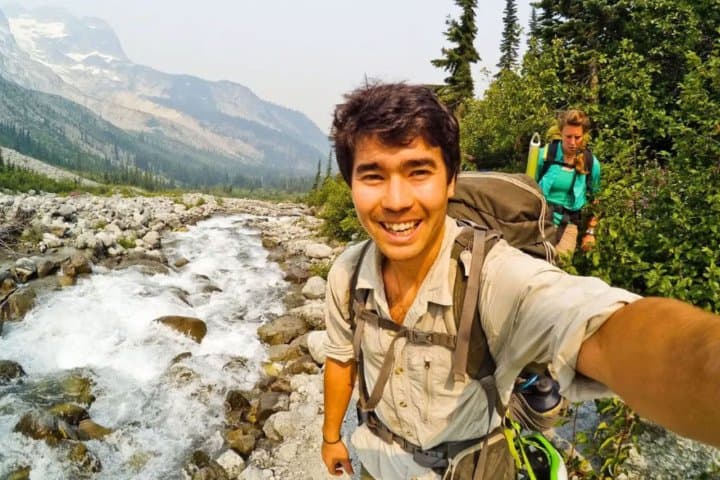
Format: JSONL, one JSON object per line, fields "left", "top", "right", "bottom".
{"left": 404, "top": 343, "right": 462, "bottom": 423}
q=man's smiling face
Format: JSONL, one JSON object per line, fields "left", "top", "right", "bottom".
{"left": 350, "top": 134, "right": 455, "bottom": 267}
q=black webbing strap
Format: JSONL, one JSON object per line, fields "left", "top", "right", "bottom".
{"left": 358, "top": 408, "right": 487, "bottom": 471}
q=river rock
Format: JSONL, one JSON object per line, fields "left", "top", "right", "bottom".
{"left": 225, "top": 390, "right": 252, "bottom": 414}
{"left": 41, "top": 233, "right": 63, "bottom": 249}
{"left": 57, "top": 275, "right": 76, "bottom": 287}
{"left": 282, "top": 263, "right": 310, "bottom": 284}
{"left": 13, "top": 258, "right": 37, "bottom": 283}
{"left": 215, "top": 449, "right": 246, "bottom": 479}
{"left": 68, "top": 442, "right": 102, "bottom": 475}
{"left": 288, "top": 302, "right": 324, "bottom": 330}
{"left": 282, "top": 355, "right": 319, "bottom": 376}
{"left": 60, "top": 373, "right": 96, "bottom": 405}
{"left": 77, "top": 419, "right": 113, "bottom": 440}
{"left": 301, "top": 276, "right": 325, "bottom": 299}
{"left": 0, "top": 269, "right": 17, "bottom": 296}
{"left": 48, "top": 403, "right": 90, "bottom": 425}
{"left": 56, "top": 204, "right": 77, "bottom": 221}
{"left": 256, "top": 315, "right": 308, "bottom": 346}
{"left": 262, "top": 411, "right": 298, "bottom": 442}
{"left": 155, "top": 315, "right": 208, "bottom": 343}
{"left": 0, "top": 359, "right": 26, "bottom": 383}
{"left": 5, "top": 466, "right": 31, "bottom": 480}
{"left": 184, "top": 450, "right": 229, "bottom": 480}
{"left": 226, "top": 429, "right": 257, "bottom": 457}
{"left": 143, "top": 230, "right": 161, "bottom": 249}
{"left": 34, "top": 257, "right": 57, "bottom": 278}
{"left": 304, "top": 243, "right": 332, "bottom": 259}
{"left": 62, "top": 253, "right": 92, "bottom": 277}
{"left": 256, "top": 392, "right": 290, "bottom": 424}
{"left": 14, "top": 409, "right": 78, "bottom": 444}
{"left": 267, "top": 344, "right": 303, "bottom": 363}
{"left": 74, "top": 231, "right": 97, "bottom": 249}
{"left": 1, "top": 287, "right": 36, "bottom": 322}
{"left": 174, "top": 257, "right": 190, "bottom": 268}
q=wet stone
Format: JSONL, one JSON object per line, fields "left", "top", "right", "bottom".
{"left": 154, "top": 315, "right": 207, "bottom": 343}
{"left": 0, "top": 359, "right": 25, "bottom": 384}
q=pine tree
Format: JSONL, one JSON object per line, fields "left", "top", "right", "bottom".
{"left": 497, "top": 0, "right": 520, "bottom": 72}
{"left": 325, "top": 149, "right": 333, "bottom": 179}
{"left": 312, "top": 157, "right": 322, "bottom": 190}
{"left": 431, "top": 0, "right": 480, "bottom": 113}
{"left": 529, "top": 7, "right": 539, "bottom": 42}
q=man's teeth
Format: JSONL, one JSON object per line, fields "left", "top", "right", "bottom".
{"left": 383, "top": 221, "right": 417, "bottom": 232}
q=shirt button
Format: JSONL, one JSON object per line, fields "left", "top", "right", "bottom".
{"left": 394, "top": 367, "right": 404, "bottom": 375}
{"left": 399, "top": 401, "right": 407, "bottom": 408}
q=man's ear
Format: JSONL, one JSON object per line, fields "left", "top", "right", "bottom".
{"left": 447, "top": 176, "right": 457, "bottom": 199}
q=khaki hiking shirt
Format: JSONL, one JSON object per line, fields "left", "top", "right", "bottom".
{"left": 324, "top": 216, "right": 640, "bottom": 480}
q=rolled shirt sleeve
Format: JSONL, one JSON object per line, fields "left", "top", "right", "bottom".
{"left": 323, "top": 242, "right": 366, "bottom": 363}
{"left": 480, "top": 240, "right": 641, "bottom": 403}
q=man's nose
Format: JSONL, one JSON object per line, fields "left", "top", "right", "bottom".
{"left": 381, "top": 176, "right": 413, "bottom": 211}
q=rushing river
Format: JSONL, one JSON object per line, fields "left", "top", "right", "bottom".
{"left": 0, "top": 214, "right": 288, "bottom": 479}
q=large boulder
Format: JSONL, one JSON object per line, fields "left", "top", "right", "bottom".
{"left": 154, "top": 315, "right": 207, "bottom": 343}
{"left": 256, "top": 315, "right": 308, "bottom": 346}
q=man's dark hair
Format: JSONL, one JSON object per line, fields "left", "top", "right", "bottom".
{"left": 331, "top": 82, "right": 460, "bottom": 186}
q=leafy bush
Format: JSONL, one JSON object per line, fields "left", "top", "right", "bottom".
{"left": 305, "top": 175, "right": 366, "bottom": 242}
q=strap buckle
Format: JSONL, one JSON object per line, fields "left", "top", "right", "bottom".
{"left": 407, "top": 329, "right": 435, "bottom": 345}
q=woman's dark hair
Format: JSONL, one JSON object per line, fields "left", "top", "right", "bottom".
{"left": 331, "top": 82, "right": 460, "bottom": 186}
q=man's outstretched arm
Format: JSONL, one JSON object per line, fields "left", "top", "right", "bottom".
{"left": 321, "top": 357, "right": 357, "bottom": 476}
{"left": 577, "top": 296, "right": 720, "bottom": 446}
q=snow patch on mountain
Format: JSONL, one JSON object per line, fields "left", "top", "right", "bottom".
{"left": 66, "top": 51, "right": 117, "bottom": 63}
{"left": 8, "top": 17, "right": 67, "bottom": 56}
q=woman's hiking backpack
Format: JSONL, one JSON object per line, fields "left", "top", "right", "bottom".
{"left": 447, "top": 171, "right": 558, "bottom": 263}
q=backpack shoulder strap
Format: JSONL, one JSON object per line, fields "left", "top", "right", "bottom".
{"left": 583, "top": 149, "right": 594, "bottom": 196}
{"left": 347, "top": 239, "right": 372, "bottom": 329}
{"left": 538, "top": 140, "right": 561, "bottom": 181}
{"left": 450, "top": 225, "right": 501, "bottom": 382}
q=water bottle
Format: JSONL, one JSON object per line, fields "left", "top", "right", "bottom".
{"left": 525, "top": 132, "right": 541, "bottom": 179}
{"left": 519, "top": 375, "right": 562, "bottom": 413}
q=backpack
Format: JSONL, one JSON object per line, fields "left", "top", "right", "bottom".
{"left": 538, "top": 140, "right": 595, "bottom": 199}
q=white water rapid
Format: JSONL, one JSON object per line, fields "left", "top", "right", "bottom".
{"left": 0, "top": 214, "right": 287, "bottom": 479}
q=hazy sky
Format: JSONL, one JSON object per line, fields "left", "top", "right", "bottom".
{"left": 4, "top": 1, "right": 532, "bottom": 132}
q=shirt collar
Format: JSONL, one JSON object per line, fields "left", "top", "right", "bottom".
{"left": 355, "top": 216, "right": 459, "bottom": 308}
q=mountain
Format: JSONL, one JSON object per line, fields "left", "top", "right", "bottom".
{"left": 0, "top": 4, "right": 328, "bottom": 187}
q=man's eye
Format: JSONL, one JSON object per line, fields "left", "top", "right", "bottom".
{"left": 410, "top": 169, "right": 432, "bottom": 177}
{"left": 360, "top": 173, "right": 383, "bottom": 181}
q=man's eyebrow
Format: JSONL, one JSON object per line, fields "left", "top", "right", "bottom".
{"left": 354, "top": 162, "right": 380, "bottom": 175}
{"left": 404, "top": 158, "right": 439, "bottom": 169}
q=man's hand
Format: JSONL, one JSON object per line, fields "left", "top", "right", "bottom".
{"left": 321, "top": 439, "right": 354, "bottom": 476}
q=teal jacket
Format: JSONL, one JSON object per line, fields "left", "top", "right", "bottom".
{"left": 536, "top": 146, "right": 601, "bottom": 223}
